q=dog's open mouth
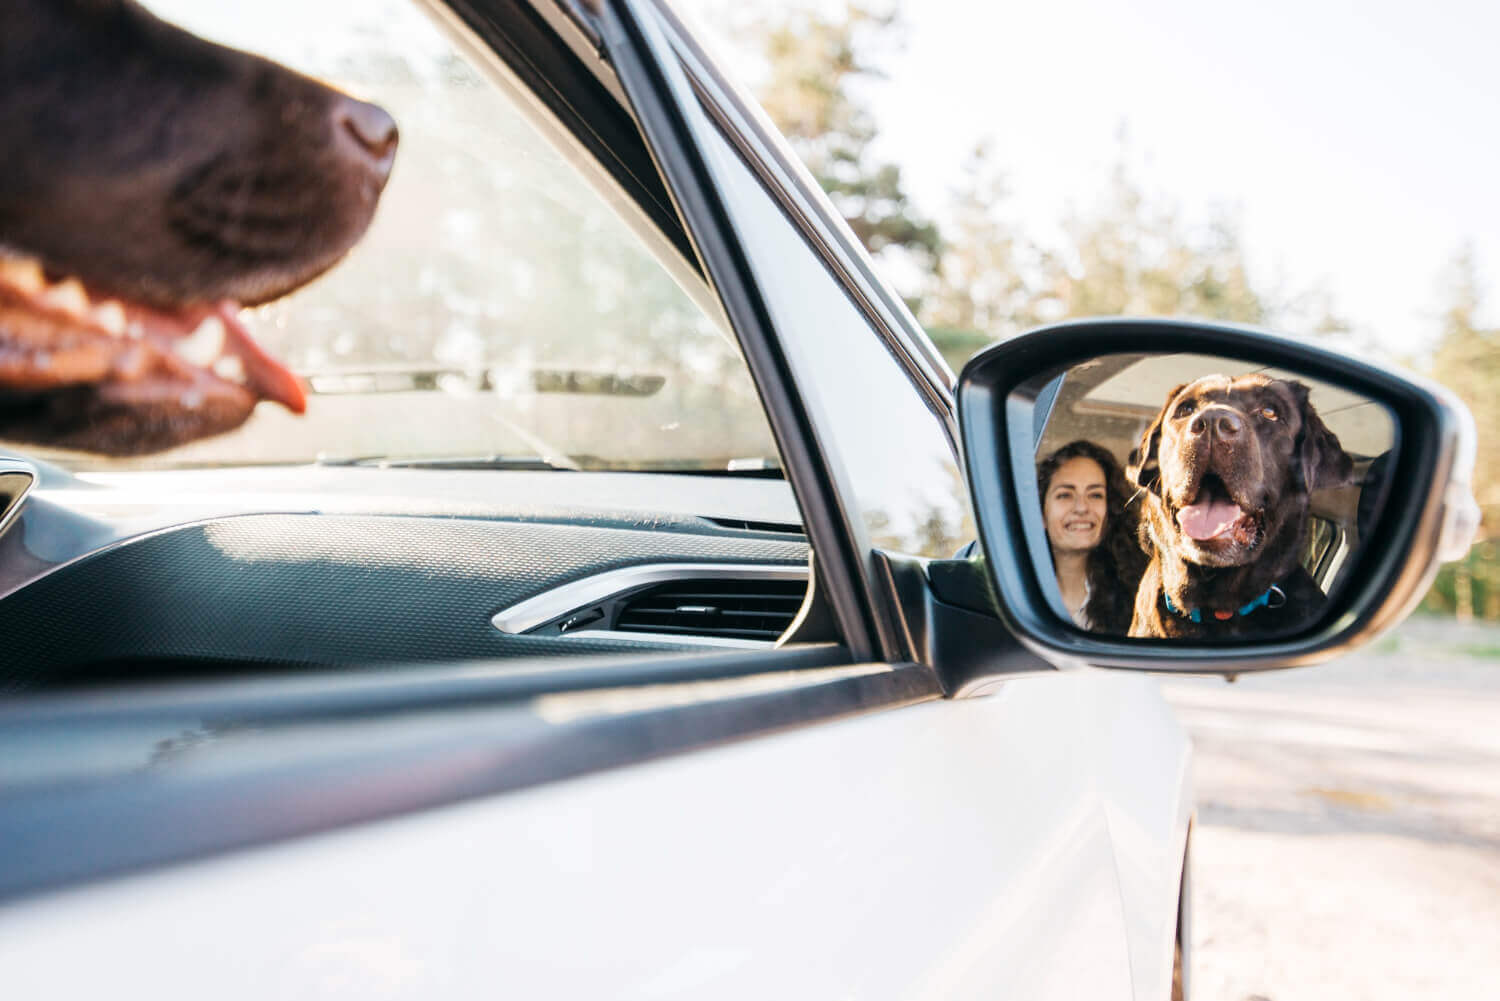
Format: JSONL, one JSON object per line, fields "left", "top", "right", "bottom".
{"left": 0, "top": 251, "right": 306, "bottom": 452}
{"left": 0, "top": 251, "right": 305, "bottom": 410}
{"left": 1177, "top": 474, "right": 1259, "bottom": 546}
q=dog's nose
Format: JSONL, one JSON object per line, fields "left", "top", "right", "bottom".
{"left": 1190, "top": 406, "right": 1243, "bottom": 441}
{"left": 334, "top": 96, "right": 399, "bottom": 179}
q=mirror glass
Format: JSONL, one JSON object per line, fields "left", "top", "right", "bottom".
{"left": 1014, "top": 353, "right": 1398, "bottom": 640}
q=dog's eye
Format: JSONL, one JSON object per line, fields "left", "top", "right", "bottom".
{"left": 1259, "top": 407, "right": 1279, "bottom": 421}
{"left": 1173, "top": 399, "right": 1197, "bottom": 419}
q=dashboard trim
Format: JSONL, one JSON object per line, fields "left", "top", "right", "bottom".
{"left": 559, "top": 628, "right": 772, "bottom": 649}
{"left": 0, "top": 457, "right": 38, "bottom": 540}
{"left": 491, "top": 560, "right": 809, "bottom": 635}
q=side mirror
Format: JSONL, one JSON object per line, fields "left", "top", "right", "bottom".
{"left": 956, "top": 318, "right": 1478, "bottom": 674}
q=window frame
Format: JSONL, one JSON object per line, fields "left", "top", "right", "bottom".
{"left": 591, "top": 0, "right": 982, "bottom": 662}
{"left": 0, "top": 0, "right": 983, "bottom": 904}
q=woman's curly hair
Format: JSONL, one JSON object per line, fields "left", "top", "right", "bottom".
{"left": 1037, "top": 440, "right": 1148, "bottom": 634}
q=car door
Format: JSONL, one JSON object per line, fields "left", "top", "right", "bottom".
{"left": 0, "top": 2, "right": 1188, "bottom": 998}
{"left": 599, "top": 3, "right": 1187, "bottom": 993}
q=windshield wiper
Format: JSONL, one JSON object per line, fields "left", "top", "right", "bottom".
{"left": 314, "top": 455, "right": 785, "bottom": 476}
{"left": 315, "top": 454, "right": 574, "bottom": 471}
{"left": 642, "top": 465, "right": 785, "bottom": 479}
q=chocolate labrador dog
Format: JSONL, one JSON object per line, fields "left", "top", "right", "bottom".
{"left": 0, "top": 0, "right": 396, "bottom": 455}
{"left": 1127, "top": 373, "right": 1353, "bottom": 639}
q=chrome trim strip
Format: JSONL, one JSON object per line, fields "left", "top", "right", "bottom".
{"left": 556, "top": 629, "right": 773, "bottom": 649}
{"left": 490, "top": 561, "right": 809, "bottom": 634}
{"left": 0, "top": 457, "right": 39, "bottom": 539}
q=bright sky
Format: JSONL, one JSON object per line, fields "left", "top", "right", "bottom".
{"left": 678, "top": 0, "right": 1499, "bottom": 355}
{"left": 152, "top": 0, "right": 1498, "bottom": 355}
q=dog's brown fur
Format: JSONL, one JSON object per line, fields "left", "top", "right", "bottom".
{"left": 0, "top": 0, "right": 396, "bottom": 454}
{"left": 1127, "top": 373, "right": 1352, "bottom": 639}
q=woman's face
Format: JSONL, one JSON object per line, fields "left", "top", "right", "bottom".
{"left": 1044, "top": 456, "right": 1108, "bottom": 553}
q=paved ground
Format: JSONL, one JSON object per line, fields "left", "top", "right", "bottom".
{"left": 1161, "top": 618, "right": 1500, "bottom": 1001}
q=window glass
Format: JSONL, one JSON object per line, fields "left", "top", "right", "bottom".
{"left": 697, "top": 123, "right": 974, "bottom": 557}
{"left": 13, "top": 0, "right": 779, "bottom": 474}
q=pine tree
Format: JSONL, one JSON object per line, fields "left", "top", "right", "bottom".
{"left": 753, "top": 3, "right": 940, "bottom": 275}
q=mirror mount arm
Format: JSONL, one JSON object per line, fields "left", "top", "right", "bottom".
{"left": 873, "top": 551, "right": 1055, "bottom": 698}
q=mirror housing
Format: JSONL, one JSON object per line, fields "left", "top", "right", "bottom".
{"left": 957, "top": 318, "right": 1478, "bottom": 674}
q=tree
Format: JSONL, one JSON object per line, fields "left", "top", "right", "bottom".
{"left": 1418, "top": 248, "right": 1500, "bottom": 620}
{"left": 924, "top": 141, "right": 1275, "bottom": 376}
{"left": 753, "top": 3, "right": 941, "bottom": 276}
{"left": 1037, "top": 160, "right": 1265, "bottom": 325}
{"left": 1430, "top": 247, "right": 1500, "bottom": 527}
{"left": 926, "top": 142, "right": 1040, "bottom": 336}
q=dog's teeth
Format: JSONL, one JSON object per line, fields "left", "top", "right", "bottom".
{"left": 212, "top": 355, "right": 246, "bottom": 383}
{"left": 0, "top": 256, "right": 45, "bottom": 295}
{"left": 91, "top": 301, "right": 127, "bottom": 336}
{"left": 38, "top": 278, "right": 90, "bottom": 319}
{"left": 173, "top": 316, "right": 225, "bottom": 367}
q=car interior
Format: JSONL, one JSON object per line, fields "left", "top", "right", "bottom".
{"left": 1033, "top": 351, "right": 1396, "bottom": 595}
{"left": 0, "top": 0, "right": 850, "bottom": 693}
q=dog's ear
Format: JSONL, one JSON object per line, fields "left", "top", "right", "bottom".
{"left": 1126, "top": 383, "right": 1187, "bottom": 494}
{"left": 1288, "top": 381, "right": 1354, "bottom": 491}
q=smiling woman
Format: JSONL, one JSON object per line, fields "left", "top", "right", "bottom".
{"left": 1037, "top": 439, "right": 1144, "bottom": 634}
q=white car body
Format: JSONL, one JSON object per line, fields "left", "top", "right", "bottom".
{"left": 0, "top": 2, "right": 1199, "bottom": 998}
{"left": 3, "top": 670, "right": 1189, "bottom": 1000}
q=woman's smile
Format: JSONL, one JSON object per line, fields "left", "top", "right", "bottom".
{"left": 1044, "top": 455, "right": 1108, "bottom": 553}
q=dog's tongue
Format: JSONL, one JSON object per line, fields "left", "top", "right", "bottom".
{"left": 214, "top": 302, "right": 306, "bottom": 414}
{"left": 1178, "top": 497, "right": 1244, "bottom": 540}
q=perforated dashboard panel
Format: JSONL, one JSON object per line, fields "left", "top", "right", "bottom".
{"left": 0, "top": 514, "right": 810, "bottom": 691}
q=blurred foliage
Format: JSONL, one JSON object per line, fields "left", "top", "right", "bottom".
{"left": 750, "top": 2, "right": 940, "bottom": 277}
{"left": 749, "top": 0, "right": 1499, "bottom": 616}
{"left": 1423, "top": 539, "right": 1500, "bottom": 622}
{"left": 1429, "top": 249, "right": 1500, "bottom": 518}
{"left": 923, "top": 326, "right": 996, "bottom": 376}
{"left": 924, "top": 143, "right": 1045, "bottom": 342}
{"left": 1425, "top": 249, "right": 1500, "bottom": 620}
{"left": 1043, "top": 163, "right": 1265, "bottom": 325}
{"left": 924, "top": 144, "right": 1280, "bottom": 360}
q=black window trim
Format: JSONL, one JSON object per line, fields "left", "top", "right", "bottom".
{"left": 439, "top": 0, "right": 701, "bottom": 271}
{"left": 645, "top": 0, "right": 962, "bottom": 444}
{"left": 541, "top": 0, "right": 961, "bottom": 457}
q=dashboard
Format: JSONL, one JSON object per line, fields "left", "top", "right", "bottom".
{"left": 0, "top": 464, "right": 814, "bottom": 692}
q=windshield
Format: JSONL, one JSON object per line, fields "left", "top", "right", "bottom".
{"left": 11, "top": 0, "right": 779, "bottom": 474}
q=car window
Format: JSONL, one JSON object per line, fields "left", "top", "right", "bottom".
{"left": 11, "top": 0, "right": 779, "bottom": 475}
{"left": 691, "top": 113, "right": 975, "bottom": 559}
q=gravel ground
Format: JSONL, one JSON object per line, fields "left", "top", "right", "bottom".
{"left": 1160, "top": 618, "right": 1500, "bottom": 1001}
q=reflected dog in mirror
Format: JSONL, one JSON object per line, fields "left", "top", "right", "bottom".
{"left": 1127, "top": 373, "right": 1353, "bottom": 638}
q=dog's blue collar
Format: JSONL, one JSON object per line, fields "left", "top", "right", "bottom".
{"left": 1163, "top": 584, "right": 1287, "bottom": 624}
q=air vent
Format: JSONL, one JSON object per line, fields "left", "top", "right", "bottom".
{"left": 614, "top": 578, "right": 807, "bottom": 642}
